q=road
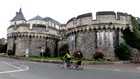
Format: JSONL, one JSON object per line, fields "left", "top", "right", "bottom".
{"left": 0, "top": 56, "right": 140, "bottom": 79}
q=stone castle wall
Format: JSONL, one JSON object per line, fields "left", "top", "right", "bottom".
{"left": 66, "top": 11, "right": 132, "bottom": 59}
{"left": 7, "top": 23, "right": 59, "bottom": 57}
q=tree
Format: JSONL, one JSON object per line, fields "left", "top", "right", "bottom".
{"left": 122, "top": 17, "right": 140, "bottom": 51}
{"left": 1, "top": 43, "right": 7, "bottom": 53}
{"left": 0, "top": 43, "right": 7, "bottom": 53}
{"left": 0, "top": 44, "right": 4, "bottom": 53}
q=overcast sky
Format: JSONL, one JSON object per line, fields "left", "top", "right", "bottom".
{"left": 0, "top": 0, "right": 139, "bottom": 38}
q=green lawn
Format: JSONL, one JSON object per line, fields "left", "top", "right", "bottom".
{"left": 15, "top": 56, "right": 117, "bottom": 64}
{"left": 17, "top": 56, "right": 61, "bottom": 60}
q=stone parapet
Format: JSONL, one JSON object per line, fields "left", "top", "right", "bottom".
{"left": 66, "top": 11, "right": 132, "bottom": 35}
{"left": 7, "top": 23, "right": 59, "bottom": 36}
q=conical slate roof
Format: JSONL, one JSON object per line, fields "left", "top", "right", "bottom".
{"left": 11, "top": 8, "right": 26, "bottom": 21}
{"left": 29, "top": 15, "right": 44, "bottom": 21}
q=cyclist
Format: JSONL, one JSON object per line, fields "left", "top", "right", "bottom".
{"left": 75, "top": 51, "right": 83, "bottom": 68}
{"left": 63, "top": 50, "right": 71, "bottom": 67}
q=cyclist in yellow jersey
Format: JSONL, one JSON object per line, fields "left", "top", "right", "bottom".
{"left": 63, "top": 50, "right": 71, "bottom": 67}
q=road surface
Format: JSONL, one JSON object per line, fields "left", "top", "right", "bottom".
{"left": 0, "top": 57, "right": 140, "bottom": 79}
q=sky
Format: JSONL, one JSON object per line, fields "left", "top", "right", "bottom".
{"left": 0, "top": 0, "right": 139, "bottom": 39}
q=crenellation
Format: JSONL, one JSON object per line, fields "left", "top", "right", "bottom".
{"left": 76, "top": 13, "right": 92, "bottom": 19}
{"left": 96, "top": 15, "right": 116, "bottom": 23}
{"left": 80, "top": 16, "right": 92, "bottom": 25}
{"left": 66, "top": 17, "right": 75, "bottom": 24}
{"left": 66, "top": 11, "right": 132, "bottom": 32}
{"left": 96, "top": 11, "right": 116, "bottom": 15}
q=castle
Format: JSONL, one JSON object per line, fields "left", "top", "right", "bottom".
{"left": 7, "top": 9, "right": 133, "bottom": 59}
{"left": 66, "top": 11, "right": 132, "bottom": 59}
{"left": 7, "top": 8, "right": 64, "bottom": 57}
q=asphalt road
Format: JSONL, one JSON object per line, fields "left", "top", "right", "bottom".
{"left": 0, "top": 57, "right": 140, "bottom": 79}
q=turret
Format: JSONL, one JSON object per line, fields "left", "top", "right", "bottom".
{"left": 10, "top": 8, "right": 26, "bottom": 25}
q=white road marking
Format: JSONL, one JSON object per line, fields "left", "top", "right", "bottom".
{"left": 136, "top": 67, "right": 140, "bottom": 69}
{"left": 0, "top": 61, "right": 29, "bottom": 74}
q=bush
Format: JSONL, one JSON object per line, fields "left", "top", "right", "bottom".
{"left": 93, "top": 51, "right": 104, "bottom": 59}
{"left": 59, "top": 43, "right": 69, "bottom": 57}
{"left": 45, "top": 47, "right": 50, "bottom": 57}
{"left": 115, "top": 43, "right": 132, "bottom": 60}
{"left": 7, "top": 50, "right": 15, "bottom": 56}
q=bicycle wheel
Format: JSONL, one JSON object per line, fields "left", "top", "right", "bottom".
{"left": 59, "top": 62, "right": 66, "bottom": 68}
{"left": 79, "top": 62, "right": 84, "bottom": 70}
{"left": 75, "top": 62, "right": 84, "bottom": 70}
{"left": 68, "top": 62, "right": 74, "bottom": 69}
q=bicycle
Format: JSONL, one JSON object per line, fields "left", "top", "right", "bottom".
{"left": 73, "top": 60, "right": 84, "bottom": 70}
{"left": 59, "top": 57, "right": 73, "bottom": 68}
{"left": 59, "top": 57, "right": 84, "bottom": 70}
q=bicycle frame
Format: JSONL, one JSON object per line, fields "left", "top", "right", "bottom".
{"left": 59, "top": 58, "right": 84, "bottom": 70}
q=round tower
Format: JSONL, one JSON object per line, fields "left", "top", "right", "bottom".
{"left": 7, "top": 8, "right": 60, "bottom": 57}
{"left": 66, "top": 11, "right": 132, "bottom": 59}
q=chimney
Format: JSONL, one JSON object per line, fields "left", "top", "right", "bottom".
{"left": 16, "top": 12, "right": 19, "bottom": 15}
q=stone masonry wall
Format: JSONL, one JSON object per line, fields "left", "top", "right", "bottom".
{"left": 7, "top": 34, "right": 58, "bottom": 57}
{"left": 7, "top": 37, "right": 14, "bottom": 51}
{"left": 68, "top": 31, "right": 96, "bottom": 58}
{"left": 67, "top": 29, "right": 119, "bottom": 59}
{"left": 29, "top": 37, "right": 46, "bottom": 56}
{"left": 46, "top": 39, "right": 58, "bottom": 57}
